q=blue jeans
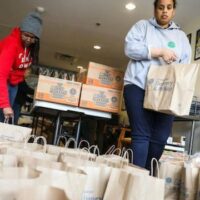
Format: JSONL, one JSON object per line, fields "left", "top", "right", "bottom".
{"left": 123, "top": 84, "right": 174, "bottom": 170}
{"left": 0, "top": 84, "right": 18, "bottom": 122}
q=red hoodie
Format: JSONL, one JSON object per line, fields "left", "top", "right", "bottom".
{"left": 0, "top": 27, "right": 32, "bottom": 108}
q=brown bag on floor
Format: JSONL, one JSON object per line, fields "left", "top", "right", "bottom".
{"left": 179, "top": 163, "right": 199, "bottom": 200}
{"left": 19, "top": 155, "right": 66, "bottom": 170}
{"left": 15, "top": 186, "right": 69, "bottom": 200}
{"left": 96, "top": 146, "right": 129, "bottom": 168}
{"left": 80, "top": 165, "right": 112, "bottom": 200}
{"left": 123, "top": 158, "right": 165, "bottom": 200}
{"left": 0, "top": 167, "right": 40, "bottom": 199}
{"left": 144, "top": 63, "right": 199, "bottom": 116}
{"left": 0, "top": 154, "right": 18, "bottom": 167}
{"left": 103, "top": 168, "right": 130, "bottom": 200}
{"left": 0, "top": 122, "right": 32, "bottom": 142}
{"left": 159, "top": 160, "right": 184, "bottom": 200}
{"left": 36, "top": 167, "right": 87, "bottom": 200}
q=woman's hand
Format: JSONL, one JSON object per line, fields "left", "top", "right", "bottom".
{"left": 161, "top": 48, "right": 177, "bottom": 64}
{"left": 3, "top": 107, "right": 14, "bottom": 119}
{"left": 151, "top": 48, "right": 177, "bottom": 64}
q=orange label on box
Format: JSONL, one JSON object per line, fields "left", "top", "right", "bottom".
{"left": 35, "top": 75, "right": 82, "bottom": 106}
{"left": 79, "top": 84, "right": 122, "bottom": 113}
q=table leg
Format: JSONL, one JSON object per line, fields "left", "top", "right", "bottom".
{"left": 75, "top": 117, "right": 82, "bottom": 147}
{"left": 53, "top": 111, "right": 61, "bottom": 145}
{"left": 33, "top": 115, "right": 39, "bottom": 135}
{"left": 188, "top": 120, "right": 195, "bottom": 155}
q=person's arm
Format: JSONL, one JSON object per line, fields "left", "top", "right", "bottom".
{"left": 179, "top": 32, "right": 192, "bottom": 64}
{"left": 0, "top": 41, "right": 17, "bottom": 117}
{"left": 124, "top": 20, "right": 150, "bottom": 61}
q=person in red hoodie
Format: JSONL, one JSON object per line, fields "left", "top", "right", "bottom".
{"left": 0, "top": 11, "right": 43, "bottom": 122}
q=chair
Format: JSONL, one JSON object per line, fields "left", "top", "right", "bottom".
{"left": 117, "top": 127, "right": 131, "bottom": 149}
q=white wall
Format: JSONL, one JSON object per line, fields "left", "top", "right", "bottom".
{"left": 184, "top": 21, "right": 200, "bottom": 97}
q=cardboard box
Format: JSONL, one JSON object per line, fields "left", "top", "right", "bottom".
{"left": 85, "top": 62, "right": 124, "bottom": 90}
{"left": 35, "top": 75, "right": 82, "bottom": 106}
{"left": 79, "top": 84, "right": 122, "bottom": 113}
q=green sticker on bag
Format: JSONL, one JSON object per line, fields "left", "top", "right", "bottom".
{"left": 168, "top": 41, "right": 176, "bottom": 48}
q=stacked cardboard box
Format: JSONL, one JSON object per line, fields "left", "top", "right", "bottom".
{"left": 34, "top": 75, "right": 82, "bottom": 107}
{"left": 79, "top": 62, "right": 124, "bottom": 113}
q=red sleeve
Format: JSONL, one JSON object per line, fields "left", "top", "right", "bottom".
{"left": 0, "top": 41, "right": 17, "bottom": 108}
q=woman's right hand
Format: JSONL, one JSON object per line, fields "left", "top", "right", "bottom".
{"left": 160, "top": 48, "right": 177, "bottom": 64}
{"left": 3, "top": 107, "right": 14, "bottom": 119}
{"left": 151, "top": 48, "right": 177, "bottom": 64}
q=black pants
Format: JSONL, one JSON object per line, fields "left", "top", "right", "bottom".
{"left": 123, "top": 84, "right": 174, "bottom": 170}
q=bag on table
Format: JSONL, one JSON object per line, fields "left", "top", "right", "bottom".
{"left": 0, "top": 121, "right": 32, "bottom": 142}
{"left": 144, "top": 63, "right": 199, "bottom": 116}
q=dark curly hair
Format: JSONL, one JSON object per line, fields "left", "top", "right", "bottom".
{"left": 154, "top": 0, "right": 177, "bottom": 9}
{"left": 30, "top": 38, "right": 40, "bottom": 65}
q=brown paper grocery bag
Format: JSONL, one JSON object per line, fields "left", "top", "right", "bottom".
{"left": 0, "top": 167, "right": 40, "bottom": 179}
{"left": 46, "top": 136, "right": 69, "bottom": 155}
{"left": 58, "top": 145, "right": 97, "bottom": 167}
{"left": 96, "top": 147, "right": 129, "bottom": 168}
{"left": 159, "top": 160, "right": 184, "bottom": 200}
{"left": 19, "top": 155, "right": 66, "bottom": 171}
{"left": 122, "top": 148, "right": 150, "bottom": 175}
{"left": 36, "top": 167, "right": 87, "bottom": 200}
{"left": 4, "top": 136, "right": 49, "bottom": 162}
{"left": 144, "top": 63, "right": 199, "bottom": 116}
{"left": 0, "top": 179, "right": 36, "bottom": 200}
{"left": 195, "top": 169, "right": 200, "bottom": 200}
{"left": 103, "top": 168, "right": 130, "bottom": 200}
{"left": 81, "top": 165, "right": 112, "bottom": 199}
{"left": 123, "top": 163, "right": 149, "bottom": 176}
{"left": 123, "top": 173, "right": 149, "bottom": 200}
{"left": 179, "top": 163, "right": 199, "bottom": 200}
{"left": 15, "top": 186, "right": 69, "bottom": 200}
{"left": 0, "top": 154, "right": 18, "bottom": 167}
{"left": 11, "top": 135, "right": 46, "bottom": 152}
{"left": 96, "top": 154, "right": 129, "bottom": 168}
{"left": 0, "top": 122, "right": 32, "bottom": 142}
{"left": 123, "top": 159, "right": 165, "bottom": 200}
{"left": 0, "top": 167, "right": 40, "bottom": 199}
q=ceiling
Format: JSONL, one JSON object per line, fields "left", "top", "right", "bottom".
{"left": 0, "top": 0, "right": 200, "bottom": 72}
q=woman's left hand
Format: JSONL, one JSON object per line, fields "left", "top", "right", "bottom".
{"left": 3, "top": 107, "right": 14, "bottom": 119}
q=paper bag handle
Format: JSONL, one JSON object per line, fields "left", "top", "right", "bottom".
{"left": 65, "top": 137, "right": 77, "bottom": 148}
{"left": 150, "top": 158, "right": 160, "bottom": 178}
